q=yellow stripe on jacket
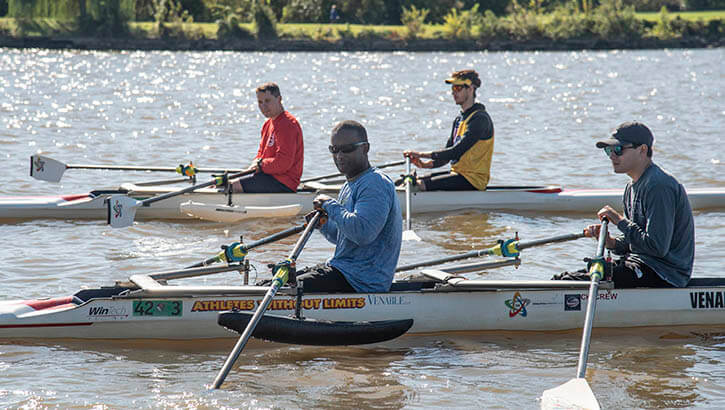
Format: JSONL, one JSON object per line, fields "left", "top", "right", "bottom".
{"left": 450, "top": 110, "right": 494, "bottom": 190}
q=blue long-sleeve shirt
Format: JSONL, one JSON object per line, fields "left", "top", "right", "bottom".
{"left": 320, "top": 167, "right": 402, "bottom": 293}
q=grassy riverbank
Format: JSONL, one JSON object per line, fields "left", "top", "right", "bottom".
{"left": 1, "top": 9, "right": 723, "bottom": 51}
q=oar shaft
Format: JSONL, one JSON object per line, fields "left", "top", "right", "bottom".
{"left": 288, "top": 213, "right": 320, "bottom": 260}
{"left": 211, "top": 211, "right": 321, "bottom": 389}
{"left": 396, "top": 231, "right": 585, "bottom": 272}
{"left": 575, "top": 219, "right": 609, "bottom": 379}
{"left": 517, "top": 232, "right": 585, "bottom": 251}
{"left": 141, "top": 169, "right": 253, "bottom": 206}
{"left": 247, "top": 225, "right": 305, "bottom": 251}
{"left": 66, "top": 164, "right": 244, "bottom": 173}
{"left": 396, "top": 249, "right": 484, "bottom": 272}
{"left": 301, "top": 160, "right": 404, "bottom": 183}
{"left": 211, "top": 280, "right": 282, "bottom": 389}
{"left": 404, "top": 157, "right": 413, "bottom": 231}
{"left": 576, "top": 278, "right": 601, "bottom": 378}
{"left": 186, "top": 225, "right": 307, "bottom": 269}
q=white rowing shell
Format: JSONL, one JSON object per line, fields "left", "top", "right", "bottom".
{"left": 180, "top": 201, "right": 302, "bottom": 223}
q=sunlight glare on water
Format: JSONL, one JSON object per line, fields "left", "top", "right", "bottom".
{"left": 0, "top": 47, "right": 723, "bottom": 408}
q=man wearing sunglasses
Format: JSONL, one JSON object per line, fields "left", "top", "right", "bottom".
{"left": 218, "top": 82, "right": 303, "bottom": 193}
{"left": 297, "top": 120, "right": 402, "bottom": 293}
{"left": 557, "top": 121, "right": 694, "bottom": 288}
{"left": 403, "top": 69, "right": 494, "bottom": 191}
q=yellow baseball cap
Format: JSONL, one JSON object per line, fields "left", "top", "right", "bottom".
{"left": 444, "top": 77, "right": 472, "bottom": 86}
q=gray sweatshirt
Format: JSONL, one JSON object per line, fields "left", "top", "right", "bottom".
{"left": 612, "top": 163, "right": 695, "bottom": 287}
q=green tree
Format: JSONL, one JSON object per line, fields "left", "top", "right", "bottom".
{"left": 401, "top": 4, "right": 428, "bottom": 39}
{"left": 281, "top": 0, "right": 327, "bottom": 23}
{"left": 253, "top": 0, "right": 277, "bottom": 38}
{"left": 442, "top": 4, "right": 482, "bottom": 39}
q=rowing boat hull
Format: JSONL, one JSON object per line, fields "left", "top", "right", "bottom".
{"left": 1, "top": 278, "right": 723, "bottom": 340}
{"left": 2, "top": 183, "right": 724, "bottom": 221}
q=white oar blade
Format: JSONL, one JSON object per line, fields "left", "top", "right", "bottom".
{"left": 30, "top": 155, "right": 66, "bottom": 182}
{"left": 106, "top": 194, "right": 141, "bottom": 228}
{"left": 402, "top": 229, "right": 421, "bottom": 242}
{"left": 541, "top": 378, "right": 600, "bottom": 410}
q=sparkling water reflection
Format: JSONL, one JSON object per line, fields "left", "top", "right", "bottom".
{"left": 0, "top": 47, "right": 723, "bottom": 408}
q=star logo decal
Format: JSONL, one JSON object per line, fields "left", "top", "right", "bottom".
{"left": 34, "top": 156, "right": 45, "bottom": 172}
{"left": 113, "top": 200, "right": 123, "bottom": 218}
{"left": 505, "top": 291, "right": 531, "bottom": 318}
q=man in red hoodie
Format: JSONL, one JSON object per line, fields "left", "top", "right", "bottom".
{"left": 226, "top": 82, "right": 304, "bottom": 193}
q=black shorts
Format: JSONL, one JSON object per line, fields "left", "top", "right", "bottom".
{"left": 610, "top": 258, "right": 674, "bottom": 288}
{"left": 296, "top": 264, "right": 356, "bottom": 293}
{"left": 421, "top": 173, "right": 476, "bottom": 191}
{"left": 552, "top": 257, "right": 675, "bottom": 288}
{"left": 239, "top": 172, "right": 294, "bottom": 193}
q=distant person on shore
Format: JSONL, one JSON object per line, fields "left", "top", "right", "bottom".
{"left": 329, "top": 4, "right": 340, "bottom": 23}
{"left": 218, "top": 82, "right": 303, "bottom": 193}
{"left": 554, "top": 121, "right": 694, "bottom": 288}
{"left": 297, "top": 120, "right": 402, "bottom": 293}
{"left": 403, "top": 69, "right": 494, "bottom": 191}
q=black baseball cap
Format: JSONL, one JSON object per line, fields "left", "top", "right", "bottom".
{"left": 596, "top": 121, "right": 654, "bottom": 148}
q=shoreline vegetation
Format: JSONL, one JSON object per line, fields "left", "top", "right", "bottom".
{"left": 0, "top": 1, "right": 723, "bottom": 52}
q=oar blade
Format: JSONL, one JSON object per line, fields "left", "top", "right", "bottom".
{"left": 30, "top": 155, "right": 66, "bottom": 182}
{"left": 402, "top": 229, "right": 421, "bottom": 242}
{"left": 541, "top": 378, "right": 600, "bottom": 410}
{"left": 106, "top": 194, "right": 141, "bottom": 228}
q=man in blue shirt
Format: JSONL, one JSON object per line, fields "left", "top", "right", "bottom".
{"left": 298, "top": 120, "right": 402, "bottom": 293}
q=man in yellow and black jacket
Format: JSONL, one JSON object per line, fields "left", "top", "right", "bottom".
{"left": 404, "top": 69, "right": 494, "bottom": 191}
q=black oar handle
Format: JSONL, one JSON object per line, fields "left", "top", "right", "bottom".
{"left": 141, "top": 169, "right": 254, "bottom": 206}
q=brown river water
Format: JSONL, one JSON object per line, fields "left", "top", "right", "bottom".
{"left": 0, "top": 48, "right": 723, "bottom": 408}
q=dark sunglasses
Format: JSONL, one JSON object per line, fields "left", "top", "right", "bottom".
{"left": 603, "top": 144, "right": 638, "bottom": 156}
{"left": 328, "top": 141, "right": 368, "bottom": 154}
{"left": 451, "top": 84, "right": 469, "bottom": 92}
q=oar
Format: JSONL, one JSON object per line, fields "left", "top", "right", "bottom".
{"left": 211, "top": 211, "right": 321, "bottom": 390}
{"left": 541, "top": 219, "right": 608, "bottom": 410}
{"left": 185, "top": 224, "right": 306, "bottom": 269}
{"left": 402, "top": 157, "right": 421, "bottom": 241}
{"left": 29, "top": 154, "right": 244, "bottom": 183}
{"left": 395, "top": 231, "right": 585, "bottom": 272}
{"left": 300, "top": 160, "right": 405, "bottom": 183}
{"left": 107, "top": 170, "right": 254, "bottom": 228}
